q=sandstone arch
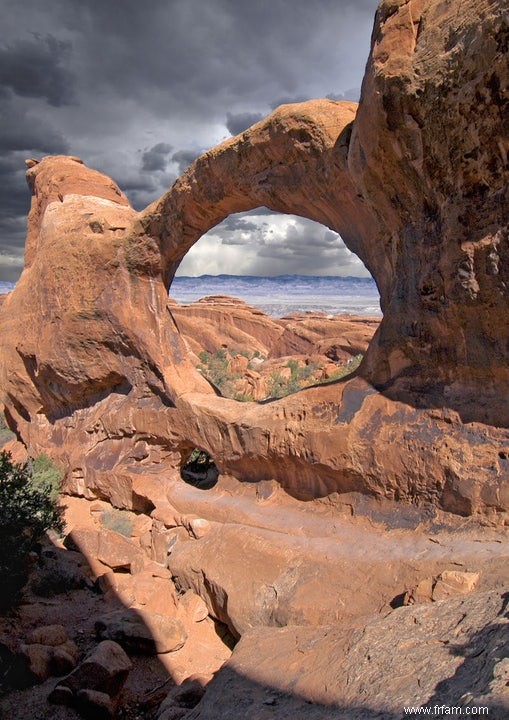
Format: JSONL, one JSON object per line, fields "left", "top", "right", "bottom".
{"left": 134, "top": 99, "right": 377, "bottom": 287}
{"left": 0, "top": 0, "right": 508, "bottom": 518}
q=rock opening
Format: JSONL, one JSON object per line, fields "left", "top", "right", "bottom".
{"left": 181, "top": 449, "right": 219, "bottom": 490}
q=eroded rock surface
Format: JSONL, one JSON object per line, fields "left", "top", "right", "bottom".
{"left": 0, "top": 1, "right": 508, "bottom": 524}
{"left": 182, "top": 589, "right": 509, "bottom": 719}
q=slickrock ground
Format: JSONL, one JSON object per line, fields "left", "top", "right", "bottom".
{"left": 0, "top": 0, "right": 508, "bottom": 718}
{"left": 1, "top": 487, "right": 508, "bottom": 719}
{"left": 187, "top": 589, "right": 509, "bottom": 719}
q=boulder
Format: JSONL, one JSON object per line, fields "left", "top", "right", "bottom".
{"left": 13, "top": 632, "right": 79, "bottom": 686}
{"left": 64, "top": 528, "right": 100, "bottom": 559}
{"left": 76, "top": 688, "right": 116, "bottom": 719}
{"left": 16, "top": 644, "right": 53, "bottom": 685}
{"left": 97, "top": 528, "right": 142, "bottom": 570}
{"left": 50, "top": 640, "right": 132, "bottom": 701}
{"left": 131, "top": 572, "right": 178, "bottom": 615}
{"left": 158, "top": 678, "right": 206, "bottom": 719}
{"left": 28, "top": 624, "right": 68, "bottom": 646}
{"left": 95, "top": 609, "right": 187, "bottom": 654}
{"left": 51, "top": 642, "right": 80, "bottom": 676}
{"left": 432, "top": 570, "right": 480, "bottom": 601}
{"left": 406, "top": 570, "right": 481, "bottom": 605}
{"left": 178, "top": 590, "right": 209, "bottom": 623}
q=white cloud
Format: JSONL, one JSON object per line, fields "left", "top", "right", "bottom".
{"left": 176, "top": 213, "right": 371, "bottom": 277}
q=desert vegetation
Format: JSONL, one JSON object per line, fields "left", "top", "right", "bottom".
{"left": 197, "top": 348, "right": 363, "bottom": 401}
{"left": 99, "top": 507, "right": 136, "bottom": 537}
{"left": 0, "top": 411, "right": 15, "bottom": 448}
{"left": 0, "top": 451, "right": 64, "bottom": 609}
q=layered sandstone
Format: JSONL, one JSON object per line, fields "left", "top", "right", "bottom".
{"left": 0, "top": 0, "right": 508, "bottom": 527}
{"left": 170, "top": 295, "right": 376, "bottom": 399}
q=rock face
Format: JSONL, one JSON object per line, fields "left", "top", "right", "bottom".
{"left": 171, "top": 295, "right": 376, "bottom": 400}
{"left": 169, "top": 295, "right": 378, "bottom": 364}
{"left": 0, "top": 0, "right": 508, "bottom": 520}
{"left": 182, "top": 589, "right": 509, "bottom": 719}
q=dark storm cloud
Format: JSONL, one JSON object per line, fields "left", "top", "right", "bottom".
{"left": 0, "top": 106, "right": 69, "bottom": 276}
{"left": 50, "top": 0, "right": 378, "bottom": 121}
{"left": 0, "top": 34, "right": 74, "bottom": 107}
{"left": 270, "top": 88, "right": 361, "bottom": 110}
{"left": 0, "top": 0, "right": 379, "bottom": 281}
{"left": 249, "top": 218, "right": 361, "bottom": 276}
{"left": 141, "top": 142, "right": 173, "bottom": 172}
{"left": 225, "top": 111, "right": 264, "bottom": 136}
{"left": 0, "top": 98, "right": 70, "bottom": 272}
{"left": 269, "top": 94, "right": 309, "bottom": 110}
{"left": 194, "top": 212, "right": 367, "bottom": 276}
{"left": 121, "top": 174, "right": 170, "bottom": 212}
{"left": 171, "top": 149, "right": 202, "bottom": 175}
{"left": 0, "top": 105, "right": 69, "bottom": 154}
{"left": 220, "top": 216, "right": 259, "bottom": 234}
{"left": 256, "top": 221, "right": 344, "bottom": 260}
{"left": 0, "top": 222, "right": 27, "bottom": 282}
{"left": 326, "top": 89, "right": 361, "bottom": 102}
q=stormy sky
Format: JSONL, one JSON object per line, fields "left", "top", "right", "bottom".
{"left": 0, "top": 0, "right": 379, "bottom": 283}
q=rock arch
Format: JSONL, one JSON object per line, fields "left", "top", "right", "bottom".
{"left": 0, "top": 0, "right": 508, "bottom": 517}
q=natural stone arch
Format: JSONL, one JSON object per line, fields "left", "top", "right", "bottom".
{"left": 0, "top": 0, "right": 508, "bottom": 517}
{"left": 133, "top": 100, "right": 379, "bottom": 290}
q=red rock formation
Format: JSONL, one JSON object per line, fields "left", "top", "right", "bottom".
{"left": 170, "top": 296, "right": 377, "bottom": 399}
{"left": 187, "top": 589, "right": 509, "bottom": 719}
{"left": 351, "top": 0, "right": 509, "bottom": 426}
{"left": 0, "top": 0, "right": 508, "bottom": 519}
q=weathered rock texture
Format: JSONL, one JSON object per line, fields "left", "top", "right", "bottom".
{"left": 0, "top": 0, "right": 508, "bottom": 519}
{"left": 182, "top": 589, "right": 509, "bottom": 719}
{"left": 171, "top": 295, "right": 376, "bottom": 400}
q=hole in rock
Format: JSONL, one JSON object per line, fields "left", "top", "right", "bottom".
{"left": 169, "top": 210, "right": 381, "bottom": 402}
{"left": 390, "top": 591, "right": 408, "bottom": 609}
{"left": 181, "top": 448, "right": 219, "bottom": 489}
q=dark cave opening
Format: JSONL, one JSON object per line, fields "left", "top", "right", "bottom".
{"left": 180, "top": 448, "right": 219, "bottom": 490}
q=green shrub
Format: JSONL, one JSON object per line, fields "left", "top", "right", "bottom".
{"left": 31, "top": 454, "right": 62, "bottom": 499}
{"left": 233, "top": 392, "right": 254, "bottom": 402}
{"left": 100, "top": 509, "right": 135, "bottom": 537}
{"left": 266, "top": 360, "right": 322, "bottom": 399}
{"left": 319, "top": 353, "right": 363, "bottom": 383}
{"left": 0, "top": 451, "right": 65, "bottom": 609}
{"left": 0, "top": 412, "right": 15, "bottom": 449}
{"left": 267, "top": 370, "right": 297, "bottom": 399}
{"left": 197, "top": 348, "right": 241, "bottom": 398}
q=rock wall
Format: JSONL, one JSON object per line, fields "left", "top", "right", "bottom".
{"left": 0, "top": 0, "right": 508, "bottom": 518}
{"left": 352, "top": 0, "right": 509, "bottom": 423}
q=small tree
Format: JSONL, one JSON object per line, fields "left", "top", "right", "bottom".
{"left": 0, "top": 451, "right": 64, "bottom": 609}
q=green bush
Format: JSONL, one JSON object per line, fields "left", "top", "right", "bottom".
{"left": 0, "top": 451, "right": 65, "bottom": 610}
{"left": 197, "top": 348, "right": 241, "bottom": 398}
{"left": 319, "top": 353, "right": 363, "bottom": 383}
{"left": 0, "top": 412, "right": 15, "bottom": 449}
{"left": 267, "top": 359, "right": 322, "bottom": 399}
{"left": 31, "top": 454, "right": 62, "bottom": 499}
